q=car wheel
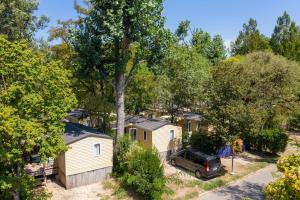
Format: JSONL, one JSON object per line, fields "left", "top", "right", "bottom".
{"left": 195, "top": 170, "right": 202, "bottom": 179}
{"left": 171, "top": 159, "right": 176, "bottom": 166}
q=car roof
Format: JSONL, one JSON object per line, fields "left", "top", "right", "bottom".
{"left": 186, "top": 148, "right": 219, "bottom": 160}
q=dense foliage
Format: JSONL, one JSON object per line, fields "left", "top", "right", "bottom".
{"left": 248, "top": 128, "right": 288, "bottom": 154}
{"left": 175, "top": 20, "right": 227, "bottom": 65}
{"left": 0, "top": 35, "right": 76, "bottom": 199}
{"left": 191, "top": 29, "right": 226, "bottom": 65}
{"left": 114, "top": 137, "right": 166, "bottom": 200}
{"left": 0, "top": 0, "right": 49, "bottom": 41}
{"left": 113, "top": 135, "right": 133, "bottom": 176}
{"left": 270, "top": 12, "right": 300, "bottom": 62}
{"left": 158, "top": 44, "right": 211, "bottom": 122}
{"left": 264, "top": 153, "right": 300, "bottom": 199}
{"left": 207, "top": 52, "right": 300, "bottom": 153}
{"left": 231, "top": 18, "right": 270, "bottom": 55}
{"left": 190, "top": 130, "right": 224, "bottom": 154}
{"left": 122, "top": 145, "right": 166, "bottom": 200}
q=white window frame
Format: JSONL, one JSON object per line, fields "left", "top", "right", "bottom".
{"left": 93, "top": 143, "right": 101, "bottom": 156}
{"left": 169, "top": 129, "right": 175, "bottom": 141}
{"left": 143, "top": 130, "right": 147, "bottom": 141}
{"left": 129, "top": 128, "right": 138, "bottom": 141}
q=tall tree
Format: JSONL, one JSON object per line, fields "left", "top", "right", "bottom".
{"left": 71, "top": 0, "right": 165, "bottom": 138}
{"left": 159, "top": 44, "right": 211, "bottom": 122}
{"left": 270, "top": 11, "right": 300, "bottom": 62}
{"left": 125, "top": 64, "right": 158, "bottom": 115}
{"left": 192, "top": 29, "right": 226, "bottom": 65}
{"left": 0, "top": 35, "right": 76, "bottom": 199}
{"left": 231, "top": 18, "right": 270, "bottom": 55}
{"left": 175, "top": 20, "right": 191, "bottom": 43}
{"left": 0, "top": 0, "right": 49, "bottom": 41}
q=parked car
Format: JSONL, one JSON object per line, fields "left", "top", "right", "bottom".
{"left": 170, "top": 148, "right": 222, "bottom": 178}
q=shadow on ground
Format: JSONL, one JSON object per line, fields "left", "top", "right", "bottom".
{"left": 215, "top": 181, "right": 264, "bottom": 200}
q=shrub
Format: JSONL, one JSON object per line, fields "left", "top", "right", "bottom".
{"left": 287, "top": 113, "right": 300, "bottom": 130}
{"left": 264, "top": 154, "right": 300, "bottom": 199}
{"left": 121, "top": 145, "right": 166, "bottom": 200}
{"left": 113, "top": 135, "right": 132, "bottom": 176}
{"left": 190, "top": 130, "right": 224, "bottom": 154}
{"left": 250, "top": 128, "right": 288, "bottom": 154}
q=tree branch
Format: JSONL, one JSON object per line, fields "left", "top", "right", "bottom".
{"left": 124, "top": 60, "right": 145, "bottom": 88}
{"left": 97, "top": 65, "right": 115, "bottom": 88}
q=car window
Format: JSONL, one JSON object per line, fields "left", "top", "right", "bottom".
{"left": 185, "top": 151, "right": 191, "bottom": 160}
{"left": 190, "top": 154, "right": 205, "bottom": 165}
{"left": 178, "top": 151, "right": 185, "bottom": 158}
{"left": 209, "top": 157, "right": 221, "bottom": 167}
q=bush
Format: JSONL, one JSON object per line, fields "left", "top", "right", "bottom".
{"left": 288, "top": 114, "right": 300, "bottom": 130}
{"left": 264, "top": 154, "right": 300, "bottom": 199}
{"left": 113, "top": 135, "right": 132, "bottom": 175}
{"left": 190, "top": 130, "right": 224, "bottom": 154}
{"left": 121, "top": 145, "right": 166, "bottom": 200}
{"left": 250, "top": 129, "right": 288, "bottom": 154}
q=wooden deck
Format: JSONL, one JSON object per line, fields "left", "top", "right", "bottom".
{"left": 25, "top": 163, "right": 58, "bottom": 180}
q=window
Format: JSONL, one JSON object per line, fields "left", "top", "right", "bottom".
{"left": 130, "top": 128, "right": 137, "bottom": 141}
{"left": 94, "top": 144, "right": 101, "bottom": 156}
{"left": 169, "top": 130, "right": 175, "bottom": 141}
{"left": 179, "top": 151, "right": 185, "bottom": 158}
{"left": 197, "top": 122, "right": 201, "bottom": 131}
{"left": 187, "top": 121, "right": 191, "bottom": 132}
{"left": 185, "top": 151, "right": 191, "bottom": 160}
{"left": 143, "top": 130, "right": 147, "bottom": 141}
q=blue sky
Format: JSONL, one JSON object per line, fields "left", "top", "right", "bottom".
{"left": 35, "top": 0, "right": 300, "bottom": 45}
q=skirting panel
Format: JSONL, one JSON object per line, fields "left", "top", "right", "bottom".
{"left": 65, "top": 166, "right": 112, "bottom": 189}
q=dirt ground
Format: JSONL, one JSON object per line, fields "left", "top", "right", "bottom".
{"left": 47, "top": 179, "right": 109, "bottom": 200}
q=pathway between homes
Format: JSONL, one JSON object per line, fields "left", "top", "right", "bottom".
{"left": 199, "top": 164, "right": 278, "bottom": 200}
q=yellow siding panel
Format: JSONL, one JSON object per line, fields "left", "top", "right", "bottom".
{"left": 125, "top": 125, "right": 153, "bottom": 149}
{"left": 65, "top": 137, "right": 113, "bottom": 176}
{"left": 152, "top": 125, "right": 182, "bottom": 153}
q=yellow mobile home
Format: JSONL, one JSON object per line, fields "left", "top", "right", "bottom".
{"left": 57, "top": 122, "right": 113, "bottom": 189}
{"left": 124, "top": 116, "right": 182, "bottom": 160}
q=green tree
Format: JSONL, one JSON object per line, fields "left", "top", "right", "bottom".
{"left": 71, "top": 0, "right": 165, "bottom": 138}
{"left": 270, "top": 11, "right": 300, "bottom": 62}
{"left": 0, "top": 0, "right": 49, "bottom": 41}
{"left": 207, "top": 52, "right": 300, "bottom": 152}
{"left": 175, "top": 20, "right": 191, "bottom": 43}
{"left": 159, "top": 44, "right": 211, "bottom": 122}
{"left": 231, "top": 18, "right": 270, "bottom": 55}
{"left": 0, "top": 35, "right": 76, "bottom": 199}
{"left": 125, "top": 64, "right": 158, "bottom": 115}
{"left": 192, "top": 29, "right": 226, "bottom": 65}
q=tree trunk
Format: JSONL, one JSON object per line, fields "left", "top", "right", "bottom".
{"left": 115, "top": 71, "right": 125, "bottom": 138}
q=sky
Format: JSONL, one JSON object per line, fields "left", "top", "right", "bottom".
{"left": 35, "top": 0, "right": 300, "bottom": 46}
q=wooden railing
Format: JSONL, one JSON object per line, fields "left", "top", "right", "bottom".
{"left": 25, "top": 164, "right": 58, "bottom": 177}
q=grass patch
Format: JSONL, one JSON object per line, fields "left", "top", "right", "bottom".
{"left": 202, "top": 179, "right": 225, "bottom": 191}
{"left": 184, "top": 180, "right": 203, "bottom": 188}
{"left": 114, "top": 187, "right": 128, "bottom": 199}
{"left": 184, "top": 191, "right": 199, "bottom": 199}
{"left": 102, "top": 180, "right": 117, "bottom": 190}
{"left": 166, "top": 174, "right": 184, "bottom": 185}
{"left": 100, "top": 180, "right": 130, "bottom": 200}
